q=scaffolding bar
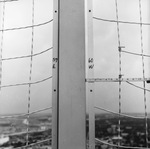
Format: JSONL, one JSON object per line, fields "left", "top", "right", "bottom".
{"left": 86, "top": 78, "right": 150, "bottom": 82}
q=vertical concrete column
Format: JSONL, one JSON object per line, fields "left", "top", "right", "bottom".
{"left": 52, "top": 0, "right": 86, "bottom": 149}
{"left": 52, "top": 0, "right": 59, "bottom": 148}
{"left": 86, "top": 0, "right": 95, "bottom": 149}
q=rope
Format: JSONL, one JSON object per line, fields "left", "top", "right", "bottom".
{"left": 93, "top": 17, "right": 150, "bottom": 26}
{"left": 94, "top": 106, "right": 146, "bottom": 119}
{"left": 2, "top": 47, "right": 53, "bottom": 61}
{"left": 95, "top": 138, "right": 150, "bottom": 149}
{"left": 115, "top": 0, "right": 122, "bottom": 146}
{"left": 0, "top": 19, "right": 53, "bottom": 32}
{"left": 139, "top": 1, "right": 148, "bottom": 147}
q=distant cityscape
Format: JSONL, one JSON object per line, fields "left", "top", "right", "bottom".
{"left": 0, "top": 113, "right": 150, "bottom": 149}
{"left": 0, "top": 114, "right": 52, "bottom": 149}
{"left": 93, "top": 114, "right": 150, "bottom": 149}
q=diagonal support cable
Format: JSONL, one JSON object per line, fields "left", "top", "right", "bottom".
{"left": 94, "top": 106, "right": 147, "bottom": 119}
{"left": 121, "top": 49, "right": 150, "bottom": 57}
{"left": 14, "top": 138, "right": 52, "bottom": 149}
{"left": 0, "top": 76, "right": 52, "bottom": 88}
{"left": 2, "top": 47, "right": 53, "bottom": 61}
{"left": 93, "top": 17, "right": 150, "bottom": 26}
{"left": 0, "top": 19, "right": 53, "bottom": 32}
{"left": 0, "top": 106, "right": 52, "bottom": 119}
{"left": 95, "top": 138, "right": 150, "bottom": 149}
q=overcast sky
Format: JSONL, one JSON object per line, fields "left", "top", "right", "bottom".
{"left": 93, "top": 0, "right": 150, "bottom": 114}
{"left": 0, "top": 0, "right": 150, "bottom": 115}
{"left": 0, "top": 0, "right": 53, "bottom": 114}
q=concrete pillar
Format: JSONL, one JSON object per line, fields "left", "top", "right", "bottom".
{"left": 52, "top": 0, "right": 86, "bottom": 149}
{"left": 86, "top": 0, "right": 95, "bottom": 148}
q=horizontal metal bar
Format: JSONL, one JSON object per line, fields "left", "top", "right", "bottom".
{"left": 86, "top": 78, "right": 150, "bottom": 82}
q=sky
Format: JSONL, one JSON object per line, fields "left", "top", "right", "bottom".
{"left": 93, "top": 0, "right": 150, "bottom": 114}
{"left": 0, "top": 0, "right": 53, "bottom": 114}
{"left": 0, "top": 0, "right": 150, "bottom": 115}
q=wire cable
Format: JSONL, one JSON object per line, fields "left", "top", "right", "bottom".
{"left": 139, "top": 1, "right": 148, "bottom": 147}
{"left": 95, "top": 138, "right": 150, "bottom": 149}
{"left": 2, "top": 47, "right": 53, "bottom": 61}
{"left": 0, "top": 19, "right": 53, "bottom": 32}
{"left": 14, "top": 138, "right": 51, "bottom": 149}
{"left": 126, "top": 81, "right": 150, "bottom": 92}
{"left": 1, "top": 76, "right": 52, "bottom": 88}
{"left": 95, "top": 106, "right": 146, "bottom": 119}
{"left": 121, "top": 49, "right": 150, "bottom": 57}
{"left": 93, "top": 17, "right": 150, "bottom": 26}
{"left": 0, "top": 106, "right": 52, "bottom": 119}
